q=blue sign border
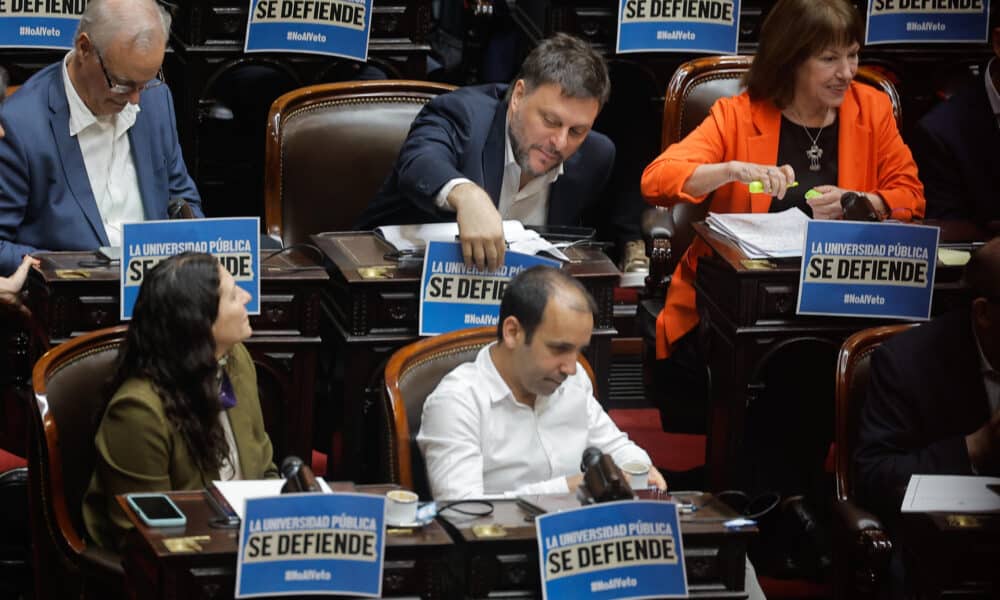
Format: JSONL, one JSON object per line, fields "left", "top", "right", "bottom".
{"left": 535, "top": 500, "right": 688, "bottom": 600}
{"left": 865, "top": 2, "right": 990, "bottom": 44}
{"left": 616, "top": 0, "right": 741, "bottom": 54}
{"left": 243, "top": 0, "right": 373, "bottom": 61}
{"left": 796, "top": 220, "right": 939, "bottom": 320}
{"left": 235, "top": 492, "right": 387, "bottom": 598}
{"left": 0, "top": 15, "right": 79, "bottom": 50}
{"left": 418, "top": 241, "right": 558, "bottom": 336}
{"left": 120, "top": 217, "right": 261, "bottom": 321}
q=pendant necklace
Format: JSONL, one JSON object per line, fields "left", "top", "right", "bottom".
{"left": 801, "top": 123, "right": 825, "bottom": 171}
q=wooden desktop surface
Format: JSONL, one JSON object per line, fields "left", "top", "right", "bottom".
{"left": 119, "top": 488, "right": 755, "bottom": 599}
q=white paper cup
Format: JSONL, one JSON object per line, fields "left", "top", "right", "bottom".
{"left": 386, "top": 489, "right": 418, "bottom": 525}
{"left": 622, "top": 461, "right": 650, "bottom": 490}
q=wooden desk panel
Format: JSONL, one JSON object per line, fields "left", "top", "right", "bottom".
{"left": 117, "top": 486, "right": 454, "bottom": 599}
{"left": 9, "top": 250, "right": 327, "bottom": 463}
{"left": 119, "top": 489, "right": 753, "bottom": 599}
{"left": 690, "top": 221, "right": 982, "bottom": 491}
{"left": 312, "top": 232, "right": 621, "bottom": 482}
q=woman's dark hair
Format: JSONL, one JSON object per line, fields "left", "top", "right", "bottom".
{"left": 745, "top": 0, "right": 864, "bottom": 109}
{"left": 111, "top": 252, "right": 228, "bottom": 473}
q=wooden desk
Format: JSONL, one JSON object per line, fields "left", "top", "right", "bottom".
{"left": 11, "top": 250, "right": 328, "bottom": 462}
{"left": 118, "top": 485, "right": 455, "bottom": 599}
{"left": 691, "top": 221, "right": 981, "bottom": 490}
{"left": 440, "top": 492, "right": 755, "bottom": 599}
{"left": 311, "top": 232, "right": 621, "bottom": 481}
{"left": 119, "top": 489, "right": 754, "bottom": 599}
{"left": 902, "top": 511, "right": 1000, "bottom": 597}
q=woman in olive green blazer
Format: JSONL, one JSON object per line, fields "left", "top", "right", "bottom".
{"left": 83, "top": 252, "right": 278, "bottom": 551}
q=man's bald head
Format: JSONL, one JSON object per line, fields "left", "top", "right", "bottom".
{"left": 496, "top": 266, "right": 597, "bottom": 343}
{"left": 964, "top": 238, "right": 1000, "bottom": 302}
{"left": 76, "top": 0, "right": 170, "bottom": 52}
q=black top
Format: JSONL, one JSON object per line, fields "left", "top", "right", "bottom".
{"left": 770, "top": 115, "right": 840, "bottom": 216}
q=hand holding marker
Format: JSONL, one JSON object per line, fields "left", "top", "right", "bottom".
{"left": 749, "top": 180, "right": 821, "bottom": 199}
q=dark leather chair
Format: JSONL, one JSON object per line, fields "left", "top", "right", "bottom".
{"left": 832, "top": 323, "right": 916, "bottom": 600}
{"left": 29, "top": 326, "right": 128, "bottom": 599}
{"left": 263, "top": 79, "right": 456, "bottom": 247}
{"left": 381, "top": 327, "right": 597, "bottom": 499}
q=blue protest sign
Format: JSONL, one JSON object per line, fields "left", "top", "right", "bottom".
{"left": 235, "top": 493, "right": 386, "bottom": 598}
{"left": 0, "top": 3, "right": 82, "bottom": 50}
{"left": 865, "top": 0, "right": 989, "bottom": 44}
{"left": 121, "top": 218, "right": 260, "bottom": 320}
{"left": 797, "top": 220, "right": 939, "bottom": 320}
{"left": 616, "top": 0, "right": 741, "bottom": 54}
{"left": 536, "top": 500, "right": 687, "bottom": 599}
{"left": 244, "top": 0, "right": 373, "bottom": 61}
{"left": 418, "top": 241, "right": 559, "bottom": 336}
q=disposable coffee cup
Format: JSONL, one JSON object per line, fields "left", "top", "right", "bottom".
{"left": 386, "top": 489, "right": 419, "bottom": 525}
{"left": 622, "top": 461, "right": 650, "bottom": 490}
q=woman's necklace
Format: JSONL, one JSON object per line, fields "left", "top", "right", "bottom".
{"left": 789, "top": 108, "right": 829, "bottom": 171}
{"left": 802, "top": 124, "right": 825, "bottom": 171}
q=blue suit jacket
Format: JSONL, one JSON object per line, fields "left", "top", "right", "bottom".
{"left": 355, "top": 84, "right": 618, "bottom": 237}
{"left": 909, "top": 73, "right": 1000, "bottom": 224}
{"left": 855, "top": 308, "right": 991, "bottom": 529}
{"left": 0, "top": 61, "right": 202, "bottom": 274}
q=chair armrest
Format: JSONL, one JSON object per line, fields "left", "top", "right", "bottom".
{"left": 833, "top": 498, "right": 889, "bottom": 538}
{"left": 833, "top": 498, "right": 892, "bottom": 597}
{"left": 641, "top": 207, "right": 673, "bottom": 298}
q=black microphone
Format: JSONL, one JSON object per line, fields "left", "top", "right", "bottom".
{"left": 581, "top": 447, "right": 603, "bottom": 472}
{"left": 840, "top": 191, "right": 880, "bottom": 222}
{"left": 280, "top": 455, "right": 321, "bottom": 493}
{"left": 580, "top": 447, "right": 634, "bottom": 504}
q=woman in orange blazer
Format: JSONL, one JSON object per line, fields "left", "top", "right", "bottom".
{"left": 641, "top": 0, "right": 925, "bottom": 360}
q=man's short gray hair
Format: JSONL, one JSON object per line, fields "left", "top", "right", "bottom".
{"left": 76, "top": 0, "right": 171, "bottom": 52}
{"left": 509, "top": 33, "right": 610, "bottom": 106}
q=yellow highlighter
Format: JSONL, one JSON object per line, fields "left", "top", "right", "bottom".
{"left": 748, "top": 180, "right": 822, "bottom": 199}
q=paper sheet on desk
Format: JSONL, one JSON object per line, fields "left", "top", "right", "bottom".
{"left": 213, "top": 478, "right": 333, "bottom": 520}
{"left": 374, "top": 220, "right": 569, "bottom": 261}
{"left": 706, "top": 207, "right": 810, "bottom": 259}
{"left": 901, "top": 475, "right": 1000, "bottom": 513}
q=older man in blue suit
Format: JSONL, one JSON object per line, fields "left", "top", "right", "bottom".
{"left": 0, "top": 0, "right": 202, "bottom": 275}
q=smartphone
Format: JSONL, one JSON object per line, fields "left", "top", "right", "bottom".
{"left": 126, "top": 493, "right": 187, "bottom": 528}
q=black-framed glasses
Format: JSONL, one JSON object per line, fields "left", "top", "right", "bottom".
{"left": 95, "top": 48, "right": 163, "bottom": 95}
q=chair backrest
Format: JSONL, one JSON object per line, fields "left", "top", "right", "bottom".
{"left": 264, "top": 79, "right": 456, "bottom": 247}
{"left": 382, "top": 327, "right": 597, "bottom": 498}
{"left": 659, "top": 56, "right": 902, "bottom": 263}
{"left": 834, "top": 323, "right": 916, "bottom": 502}
{"left": 29, "top": 326, "right": 127, "bottom": 591}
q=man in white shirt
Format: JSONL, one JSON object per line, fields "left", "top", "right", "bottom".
{"left": 417, "top": 265, "right": 667, "bottom": 500}
{"left": 356, "top": 34, "right": 646, "bottom": 272}
{"left": 0, "top": 0, "right": 202, "bottom": 274}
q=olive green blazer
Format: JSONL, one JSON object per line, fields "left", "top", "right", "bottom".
{"left": 83, "top": 343, "right": 278, "bottom": 550}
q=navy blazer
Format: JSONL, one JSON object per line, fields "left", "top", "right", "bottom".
{"left": 355, "top": 83, "right": 616, "bottom": 235}
{"left": 855, "top": 308, "right": 992, "bottom": 527}
{"left": 0, "top": 61, "right": 202, "bottom": 274}
{"left": 909, "top": 73, "right": 1000, "bottom": 224}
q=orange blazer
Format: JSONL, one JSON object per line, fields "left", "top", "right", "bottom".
{"left": 641, "top": 83, "right": 925, "bottom": 359}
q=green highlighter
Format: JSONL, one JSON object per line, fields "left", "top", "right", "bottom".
{"left": 748, "top": 180, "right": 822, "bottom": 199}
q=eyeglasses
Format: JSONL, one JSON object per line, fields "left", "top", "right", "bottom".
{"left": 95, "top": 48, "right": 164, "bottom": 94}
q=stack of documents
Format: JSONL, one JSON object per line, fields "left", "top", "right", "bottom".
{"left": 901, "top": 475, "right": 1000, "bottom": 513}
{"left": 705, "top": 207, "right": 810, "bottom": 259}
{"left": 375, "top": 220, "right": 569, "bottom": 261}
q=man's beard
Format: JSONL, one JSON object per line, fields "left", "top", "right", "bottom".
{"left": 508, "top": 116, "right": 563, "bottom": 179}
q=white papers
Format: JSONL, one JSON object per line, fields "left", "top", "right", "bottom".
{"left": 374, "top": 220, "right": 569, "bottom": 261}
{"left": 706, "top": 207, "right": 810, "bottom": 259}
{"left": 901, "top": 475, "right": 1000, "bottom": 513}
{"left": 213, "top": 478, "right": 333, "bottom": 520}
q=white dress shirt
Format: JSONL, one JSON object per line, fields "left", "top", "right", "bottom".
{"left": 435, "top": 115, "right": 563, "bottom": 225}
{"left": 417, "top": 343, "right": 652, "bottom": 500}
{"left": 62, "top": 52, "right": 145, "bottom": 247}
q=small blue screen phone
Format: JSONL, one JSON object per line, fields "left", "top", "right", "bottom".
{"left": 126, "top": 493, "right": 187, "bottom": 528}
